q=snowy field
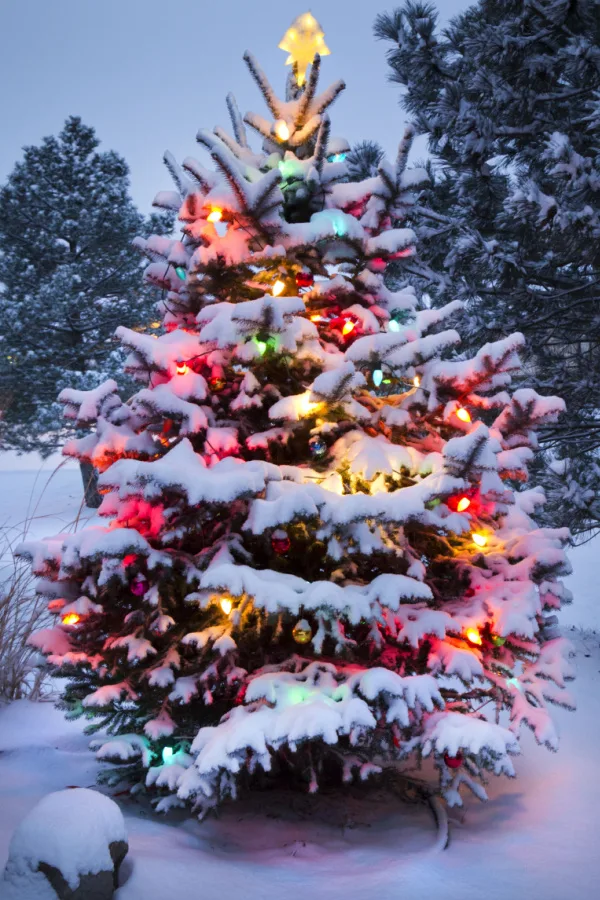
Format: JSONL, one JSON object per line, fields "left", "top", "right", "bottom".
{"left": 1, "top": 453, "right": 599, "bottom": 899}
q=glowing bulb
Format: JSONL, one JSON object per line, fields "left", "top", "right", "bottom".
{"left": 456, "top": 407, "right": 471, "bottom": 423}
{"left": 62, "top": 613, "right": 81, "bottom": 626}
{"left": 388, "top": 319, "right": 401, "bottom": 332}
{"left": 150, "top": 321, "right": 161, "bottom": 329}
{"left": 472, "top": 532, "right": 488, "bottom": 548}
{"left": 342, "top": 320, "right": 355, "bottom": 336}
{"left": 372, "top": 369, "right": 383, "bottom": 387}
{"left": 175, "top": 266, "right": 186, "bottom": 280}
{"left": 310, "top": 314, "right": 323, "bottom": 322}
{"left": 413, "top": 375, "right": 421, "bottom": 387}
{"left": 207, "top": 207, "right": 223, "bottom": 223}
{"left": 255, "top": 339, "right": 267, "bottom": 356}
{"left": 220, "top": 598, "right": 232, "bottom": 615}
{"left": 272, "top": 280, "right": 285, "bottom": 296}
{"left": 175, "top": 362, "right": 188, "bottom": 375}
{"left": 162, "top": 746, "right": 175, "bottom": 764}
{"left": 466, "top": 627, "right": 482, "bottom": 646}
{"left": 457, "top": 497, "right": 471, "bottom": 512}
{"left": 275, "top": 120, "right": 290, "bottom": 141}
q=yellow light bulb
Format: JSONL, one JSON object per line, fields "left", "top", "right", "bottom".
{"left": 207, "top": 207, "right": 223, "bottom": 223}
{"left": 413, "top": 375, "right": 421, "bottom": 387}
{"left": 150, "top": 321, "right": 161, "bottom": 329}
{"left": 272, "top": 279, "right": 286, "bottom": 296}
{"left": 175, "top": 363, "right": 188, "bottom": 375}
{"left": 472, "top": 532, "right": 488, "bottom": 548}
{"left": 220, "top": 598, "right": 232, "bottom": 615}
{"left": 342, "top": 320, "right": 355, "bottom": 336}
{"left": 456, "top": 407, "right": 471, "bottom": 423}
{"left": 274, "top": 120, "right": 290, "bottom": 142}
{"left": 457, "top": 497, "right": 471, "bottom": 512}
{"left": 466, "top": 627, "right": 482, "bottom": 646}
{"left": 62, "top": 613, "right": 81, "bottom": 626}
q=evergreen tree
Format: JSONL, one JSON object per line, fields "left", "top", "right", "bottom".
{"left": 0, "top": 116, "right": 169, "bottom": 454}
{"left": 375, "top": 0, "right": 600, "bottom": 537}
{"left": 21, "top": 16, "right": 573, "bottom": 824}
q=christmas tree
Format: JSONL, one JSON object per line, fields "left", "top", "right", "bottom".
{"left": 21, "top": 14, "right": 575, "bottom": 820}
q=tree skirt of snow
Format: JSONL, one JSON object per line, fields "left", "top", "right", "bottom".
{"left": 3, "top": 788, "right": 127, "bottom": 896}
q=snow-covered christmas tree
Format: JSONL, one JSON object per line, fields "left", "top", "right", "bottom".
{"left": 20, "top": 13, "right": 575, "bottom": 820}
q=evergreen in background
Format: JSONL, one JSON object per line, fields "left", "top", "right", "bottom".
{"left": 0, "top": 116, "right": 171, "bottom": 456}
{"left": 375, "top": 0, "right": 600, "bottom": 538}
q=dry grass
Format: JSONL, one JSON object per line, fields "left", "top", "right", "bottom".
{"left": 0, "top": 529, "right": 51, "bottom": 701}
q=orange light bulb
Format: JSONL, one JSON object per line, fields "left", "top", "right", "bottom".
{"left": 62, "top": 613, "right": 81, "bottom": 626}
{"left": 457, "top": 497, "right": 471, "bottom": 512}
{"left": 456, "top": 407, "right": 471, "bottom": 423}
{"left": 472, "top": 532, "right": 488, "bottom": 548}
{"left": 207, "top": 207, "right": 223, "bottom": 223}
{"left": 342, "top": 320, "right": 355, "bottom": 336}
{"left": 466, "top": 627, "right": 482, "bottom": 646}
{"left": 220, "top": 598, "right": 232, "bottom": 615}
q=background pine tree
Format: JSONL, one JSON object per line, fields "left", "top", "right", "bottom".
{"left": 375, "top": 0, "right": 600, "bottom": 537}
{"left": 0, "top": 116, "right": 171, "bottom": 455}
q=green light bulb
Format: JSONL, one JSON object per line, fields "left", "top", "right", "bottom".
{"left": 162, "top": 746, "right": 174, "bottom": 764}
{"left": 175, "top": 266, "right": 186, "bottom": 281}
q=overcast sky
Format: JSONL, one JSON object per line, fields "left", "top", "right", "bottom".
{"left": 0, "top": 0, "right": 470, "bottom": 211}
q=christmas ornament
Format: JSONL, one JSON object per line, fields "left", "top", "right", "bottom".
{"left": 308, "top": 435, "right": 327, "bottom": 459}
{"left": 209, "top": 376, "right": 226, "bottom": 392}
{"left": 220, "top": 597, "right": 233, "bottom": 615}
{"left": 292, "top": 618, "right": 312, "bottom": 644}
{"left": 272, "top": 279, "right": 286, "bottom": 296}
{"left": 175, "top": 266, "right": 186, "bottom": 280}
{"left": 61, "top": 613, "right": 81, "bottom": 626}
{"left": 472, "top": 532, "right": 488, "bottom": 548}
{"left": 444, "top": 752, "right": 463, "bottom": 769}
{"left": 207, "top": 207, "right": 223, "bottom": 223}
{"left": 278, "top": 12, "right": 330, "bottom": 87}
{"left": 466, "top": 627, "right": 482, "bottom": 646}
{"left": 295, "top": 271, "right": 314, "bottom": 289}
{"left": 131, "top": 577, "right": 149, "bottom": 597}
{"left": 271, "top": 530, "right": 291, "bottom": 555}
{"left": 456, "top": 407, "right": 471, "bottom": 423}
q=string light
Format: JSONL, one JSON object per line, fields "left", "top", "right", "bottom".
{"left": 413, "top": 375, "right": 421, "bottom": 387}
{"left": 466, "top": 627, "right": 482, "bottom": 646}
{"left": 255, "top": 339, "right": 267, "bottom": 356}
{"left": 457, "top": 497, "right": 471, "bottom": 512}
{"left": 342, "top": 320, "right": 355, "bottom": 336}
{"left": 272, "top": 280, "right": 285, "bottom": 296}
{"left": 162, "top": 746, "right": 175, "bottom": 764}
{"left": 472, "top": 532, "right": 488, "bottom": 548}
{"left": 310, "top": 314, "right": 324, "bottom": 322}
{"left": 175, "top": 362, "right": 189, "bottom": 375}
{"left": 220, "top": 598, "right": 232, "bottom": 615}
{"left": 207, "top": 207, "right": 223, "bottom": 223}
{"left": 61, "top": 613, "right": 81, "bottom": 626}
{"left": 150, "top": 322, "right": 161, "bottom": 329}
{"left": 274, "top": 120, "right": 290, "bottom": 141}
{"left": 456, "top": 407, "right": 471, "bottom": 423}
{"left": 372, "top": 369, "right": 384, "bottom": 387}
{"left": 175, "top": 266, "right": 186, "bottom": 280}
{"left": 327, "top": 152, "right": 347, "bottom": 163}
{"left": 388, "top": 319, "right": 401, "bottom": 332}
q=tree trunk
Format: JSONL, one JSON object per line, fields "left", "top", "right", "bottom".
{"left": 79, "top": 460, "right": 102, "bottom": 508}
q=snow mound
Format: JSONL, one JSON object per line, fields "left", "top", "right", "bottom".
{"left": 4, "top": 788, "right": 127, "bottom": 891}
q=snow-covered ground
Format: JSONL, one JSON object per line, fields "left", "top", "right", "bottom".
{"left": 1, "top": 454, "right": 599, "bottom": 899}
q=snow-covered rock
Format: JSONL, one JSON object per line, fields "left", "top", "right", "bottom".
{"left": 2, "top": 788, "right": 128, "bottom": 899}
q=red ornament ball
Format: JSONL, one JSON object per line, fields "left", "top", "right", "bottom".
{"left": 131, "top": 578, "right": 149, "bottom": 597}
{"left": 443, "top": 752, "right": 464, "bottom": 769}
{"left": 271, "top": 530, "right": 291, "bottom": 555}
{"left": 295, "top": 271, "right": 314, "bottom": 289}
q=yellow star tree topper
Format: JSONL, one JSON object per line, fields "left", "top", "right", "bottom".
{"left": 278, "top": 12, "right": 331, "bottom": 86}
